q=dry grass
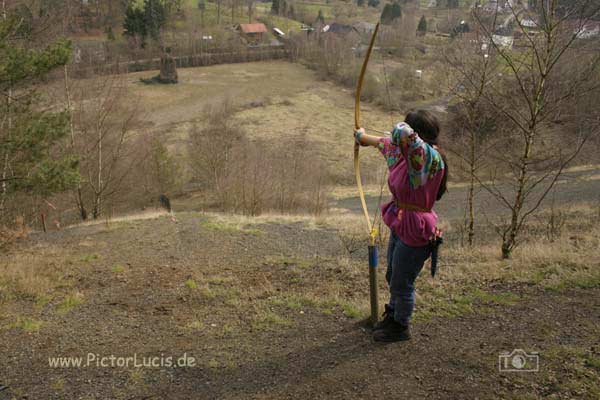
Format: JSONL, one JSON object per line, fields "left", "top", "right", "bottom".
{"left": 0, "top": 245, "right": 71, "bottom": 303}
{"left": 0, "top": 216, "right": 28, "bottom": 249}
{"left": 61, "top": 61, "right": 392, "bottom": 184}
{"left": 64, "top": 209, "right": 170, "bottom": 231}
{"left": 2, "top": 202, "right": 598, "bottom": 338}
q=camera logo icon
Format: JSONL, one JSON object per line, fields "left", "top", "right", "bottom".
{"left": 498, "top": 349, "right": 539, "bottom": 372}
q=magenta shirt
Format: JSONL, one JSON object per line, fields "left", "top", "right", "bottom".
{"left": 378, "top": 122, "right": 445, "bottom": 247}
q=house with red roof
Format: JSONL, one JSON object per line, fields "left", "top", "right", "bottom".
{"left": 237, "top": 23, "right": 268, "bottom": 45}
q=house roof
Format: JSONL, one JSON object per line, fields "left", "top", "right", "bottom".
{"left": 353, "top": 21, "right": 376, "bottom": 32}
{"left": 323, "top": 23, "right": 357, "bottom": 34}
{"left": 239, "top": 23, "right": 267, "bottom": 34}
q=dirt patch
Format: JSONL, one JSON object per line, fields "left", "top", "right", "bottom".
{"left": 0, "top": 212, "right": 598, "bottom": 399}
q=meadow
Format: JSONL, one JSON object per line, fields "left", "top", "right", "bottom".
{"left": 2, "top": 59, "right": 600, "bottom": 398}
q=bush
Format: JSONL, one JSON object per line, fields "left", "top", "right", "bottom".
{"left": 0, "top": 217, "right": 28, "bottom": 249}
{"left": 188, "top": 100, "right": 330, "bottom": 216}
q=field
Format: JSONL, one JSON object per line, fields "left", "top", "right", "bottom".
{"left": 2, "top": 61, "right": 600, "bottom": 399}
{"left": 120, "top": 61, "right": 393, "bottom": 180}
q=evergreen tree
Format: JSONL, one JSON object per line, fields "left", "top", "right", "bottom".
{"left": 123, "top": 4, "right": 147, "bottom": 44}
{"left": 391, "top": 2, "right": 402, "bottom": 19}
{"left": 367, "top": 0, "right": 380, "bottom": 7}
{"left": 380, "top": 3, "right": 393, "bottom": 24}
{"left": 316, "top": 9, "right": 325, "bottom": 24}
{"left": 123, "top": 0, "right": 167, "bottom": 46}
{"left": 417, "top": 15, "right": 427, "bottom": 34}
{"left": 198, "top": 0, "right": 206, "bottom": 26}
{"left": 106, "top": 25, "right": 116, "bottom": 41}
{"left": 143, "top": 0, "right": 167, "bottom": 42}
{"left": 0, "top": 16, "right": 78, "bottom": 213}
{"left": 357, "top": 0, "right": 365, "bottom": 6}
{"left": 271, "top": 0, "right": 280, "bottom": 15}
{"left": 381, "top": 2, "right": 401, "bottom": 24}
{"left": 14, "top": 4, "right": 34, "bottom": 38}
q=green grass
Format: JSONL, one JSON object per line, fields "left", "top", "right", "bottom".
{"left": 13, "top": 317, "right": 42, "bottom": 333}
{"left": 540, "top": 345, "right": 600, "bottom": 397}
{"left": 341, "top": 302, "right": 363, "bottom": 319}
{"left": 264, "top": 256, "right": 312, "bottom": 268}
{"left": 544, "top": 272, "right": 600, "bottom": 292}
{"left": 35, "top": 295, "right": 51, "bottom": 308}
{"left": 57, "top": 293, "right": 84, "bottom": 314}
{"left": 199, "top": 286, "right": 216, "bottom": 299}
{"left": 50, "top": 378, "right": 65, "bottom": 391}
{"left": 415, "top": 285, "right": 523, "bottom": 322}
{"left": 187, "top": 319, "right": 204, "bottom": 330}
{"left": 252, "top": 311, "right": 292, "bottom": 330}
{"left": 80, "top": 253, "right": 100, "bottom": 263}
{"left": 469, "top": 289, "right": 521, "bottom": 306}
{"left": 200, "top": 218, "right": 263, "bottom": 235}
{"left": 269, "top": 294, "right": 317, "bottom": 310}
{"left": 112, "top": 265, "right": 125, "bottom": 273}
{"left": 185, "top": 279, "right": 198, "bottom": 289}
{"left": 586, "top": 354, "right": 600, "bottom": 372}
{"left": 267, "top": 293, "right": 367, "bottom": 319}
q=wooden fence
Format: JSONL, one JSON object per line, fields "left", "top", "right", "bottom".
{"left": 69, "top": 47, "right": 292, "bottom": 78}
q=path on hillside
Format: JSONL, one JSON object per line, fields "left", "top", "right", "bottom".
{"left": 335, "top": 165, "right": 600, "bottom": 221}
{"left": 1, "top": 213, "right": 599, "bottom": 399}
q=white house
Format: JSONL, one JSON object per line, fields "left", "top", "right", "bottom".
{"left": 576, "top": 22, "right": 600, "bottom": 39}
{"left": 492, "top": 34, "right": 513, "bottom": 48}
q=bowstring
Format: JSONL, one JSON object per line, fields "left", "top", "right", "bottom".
{"left": 370, "top": 42, "right": 395, "bottom": 243}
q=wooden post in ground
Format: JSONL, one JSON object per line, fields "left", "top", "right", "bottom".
{"left": 368, "top": 235, "right": 379, "bottom": 326}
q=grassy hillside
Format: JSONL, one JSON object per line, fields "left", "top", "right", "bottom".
{"left": 1, "top": 202, "right": 599, "bottom": 398}
{"left": 63, "top": 61, "right": 394, "bottom": 182}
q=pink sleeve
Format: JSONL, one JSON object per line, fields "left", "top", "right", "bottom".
{"left": 377, "top": 136, "right": 402, "bottom": 169}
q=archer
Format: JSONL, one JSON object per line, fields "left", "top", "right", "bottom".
{"left": 355, "top": 110, "right": 449, "bottom": 342}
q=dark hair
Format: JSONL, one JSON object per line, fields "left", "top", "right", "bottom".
{"left": 405, "top": 110, "right": 448, "bottom": 200}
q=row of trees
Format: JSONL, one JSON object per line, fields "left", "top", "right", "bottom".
{"left": 0, "top": 6, "right": 77, "bottom": 220}
{"left": 271, "top": 0, "right": 296, "bottom": 19}
{"left": 357, "top": 0, "right": 381, "bottom": 8}
{"left": 188, "top": 99, "right": 329, "bottom": 216}
{"left": 0, "top": 2, "right": 183, "bottom": 230}
{"left": 446, "top": 0, "right": 600, "bottom": 257}
{"left": 291, "top": 0, "right": 598, "bottom": 258}
{"left": 381, "top": 2, "right": 403, "bottom": 25}
{"left": 123, "top": 0, "right": 169, "bottom": 48}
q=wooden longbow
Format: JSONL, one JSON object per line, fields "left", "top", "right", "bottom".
{"left": 354, "top": 22, "right": 380, "bottom": 246}
{"left": 354, "top": 22, "right": 381, "bottom": 324}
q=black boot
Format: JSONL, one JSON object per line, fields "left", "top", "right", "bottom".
{"left": 372, "top": 304, "right": 395, "bottom": 331}
{"left": 373, "top": 320, "right": 411, "bottom": 342}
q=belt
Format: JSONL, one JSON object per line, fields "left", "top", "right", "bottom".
{"left": 394, "top": 200, "right": 431, "bottom": 213}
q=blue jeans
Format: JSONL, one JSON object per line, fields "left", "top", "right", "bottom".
{"left": 386, "top": 231, "right": 431, "bottom": 325}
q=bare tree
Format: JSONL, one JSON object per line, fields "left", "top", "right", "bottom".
{"left": 188, "top": 99, "right": 330, "bottom": 216}
{"left": 247, "top": 0, "right": 254, "bottom": 23}
{"left": 71, "top": 75, "right": 141, "bottom": 219}
{"left": 63, "top": 65, "right": 88, "bottom": 220}
{"left": 471, "top": 0, "right": 600, "bottom": 257}
{"left": 445, "top": 34, "right": 501, "bottom": 246}
{"left": 216, "top": 0, "right": 222, "bottom": 25}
